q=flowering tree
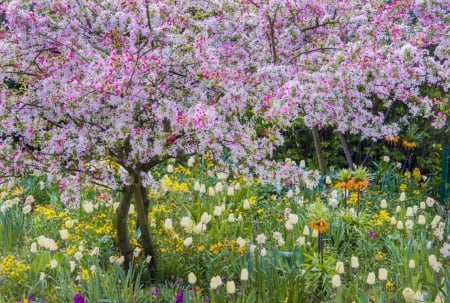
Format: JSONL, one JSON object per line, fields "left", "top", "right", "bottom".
{"left": 0, "top": 0, "right": 448, "bottom": 276}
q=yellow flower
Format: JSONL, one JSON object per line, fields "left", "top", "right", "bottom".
{"left": 399, "top": 184, "right": 407, "bottom": 192}
{"left": 209, "top": 242, "right": 225, "bottom": 254}
{"left": 412, "top": 168, "right": 421, "bottom": 180}
{"left": 376, "top": 251, "right": 387, "bottom": 261}
{"left": 386, "top": 281, "right": 395, "bottom": 291}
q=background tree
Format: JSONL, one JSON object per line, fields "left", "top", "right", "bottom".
{"left": 0, "top": 0, "right": 448, "bottom": 278}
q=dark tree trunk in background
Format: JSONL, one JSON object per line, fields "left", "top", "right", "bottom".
{"left": 338, "top": 132, "right": 354, "bottom": 170}
{"left": 312, "top": 127, "right": 326, "bottom": 173}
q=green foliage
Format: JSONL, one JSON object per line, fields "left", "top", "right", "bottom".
{"left": 0, "top": 157, "right": 449, "bottom": 302}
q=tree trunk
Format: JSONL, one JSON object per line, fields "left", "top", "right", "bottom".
{"left": 312, "top": 127, "right": 326, "bottom": 173}
{"left": 338, "top": 132, "right": 354, "bottom": 170}
{"left": 134, "top": 184, "right": 157, "bottom": 280}
{"left": 116, "top": 185, "right": 134, "bottom": 272}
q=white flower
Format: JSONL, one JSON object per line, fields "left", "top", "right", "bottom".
{"left": 380, "top": 199, "right": 388, "bottom": 209}
{"left": 200, "top": 212, "right": 212, "bottom": 224}
{"left": 214, "top": 205, "right": 225, "bottom": 216}
{"left": 417, "top": 215, "right": 426, "bottom": 225}
{"left": 30, "top": 242, "right": 37, "bottom": 253}
{"left": 303, "top": 225, "right": 310, "bottom": 236}
{"left": 285, "top": 221, "right": 294, "bottom": 230}
{"left": 25, "top": 195, "right": 35, "bottom": 204}
{"left": 208, "top": 186, "right": 215, "bottom": 196}
{"left": 69, "top": 261, "right": 76, "bottom": 272}
{"left": 378, "top": 268, "right": 388, "bottom": 281}
{"left": 260, "top": 247, "right": 267, "bottom": 256}
{"left": 228, "top": 213, "right": 235, "bottom": 223}
{"left": 240, "top": 268, "right": 249, "bottom": 281}
{"left": 439, "top": 242, "right": 450, "bottom": 258}
{"left": 299, "top": 160, "right": 306, "bottom": 168}
{"left": 425, "top": 197, "right": 435, "bottom": 207}
{"left": 193, "top": 222, "right": 206, "bottom": 234}
{"left": 328, "top": 198, "right": 339, "bottom": 208}
{"left": 59, "top": 229, "right": 69, "bottom": 240}
{"left": 164, "top": 218, "right": 173, "bottom": 230}
{"left": 188, "top": 272, "right": 197, "bottom": 284}
{"left": 39, "top": 181, "right": 45, "bottom": 190}
{"left": 243, "top": 199, "right": 251, "bottom": 209}
{"left": 82, "top": 201, "right": 94, "bottom": 213}
{"left": 431, "top": 262, "right": 442, "bottom": 272}
{"left": 430, "top": 215, "right": 441, "bottom": 229}
{"left": 183, "top": 237, "right": 193, "bottom": 247}
{"left": 215, "top": 182, "right": 223, "bottom": 192}
{"left": 273, "top": 232, "right": 285, "bottom": 246}
{"left": 256, "top": 233, "right": 267, "bottom": 245}
{"left": 194, "top": 181, "right": 201, "bottom": 191}
{"left": 217, "top": 172, "right": 228, "bottom": 181}
{"left": 403, "top": 288, "right": 415, "bottom": 303}
{"left": 350, "top": 256, "right": 359, "bottom": 269}
{"left": 331, "top": 274, "right": 341, "bottom": 288}
{"left": 390, "top": 217, "right": 397, "bottom": 225}
{"left": 167, "top": 164, "right": 174, "bottom": 173}
{"left": 366, "top": 272, "right": 376, "bottom": 285}
{"left": 187, "top": 156, "right": 195, "bottom": 167}
{"left": 180, "top": 216, "right": 194, "bottom": 232}
{"left": 383, "top": 156, "right": 390, "bottom": 163}
{"left": 236, "top": 237, "right": 246, "bottom": 247}
{"left": 399, "top": 192, "right": 406, "bottom": 201}
{"left": 395, "top": 205, "right": 402, "bottom": 213}
{"left": 116, "top": 256, "right": 125, "bottom": 265}
{"left": 405, "top": 207, "right": 414, "bottom": 217}
{"left": 145, "top": 255, "right": 152, "bottom": 263}
{"left": 199, "top": 184, "right": 206, "bottom": 193}
{"left": 295, "top": 236, "right": 306, "bottom": 246}
{"left": 39, "top": 272, "right": 46, "bottom": 281}
{"left": 227, "top": 186, "right": 235, "bottom": 196}
{"left": 133, "top": 247, "right": 142, "bottom": 258}
{"left": 74, "top": 251, "right": 83, "bottom": 260}
{"left": 312, "top": 229, "right": 319, "bottom": 238}
{"left": 50, "top": 259, "right": 58, "bottom": 269}
{"left": 408, "top": 259, "right": 416, "bottom": 269}
{"left": 428, "top": 255, "right": 437, "bottom": 266}
{"left": 210, "top": 276, "right": 223, "bottom": 290}
{"left": 397, "top": 221, "right": 404, "bottom": 230}
{"left": 325, "top": 176, "right": 332, "bottom": 185}
{"left": 22, "top": 205, "right": 32, "bottom": 214}
{"left": 419, "top": 201, "right": 426, "bottom": 209}
{"left": 336, "top": 261, "right": 345, "bottom": 274}
{"left": 288, "top": 213, "right": 298, "bottom": 225}
{"left": 90, "top": 265, "right": 97, "bottom": 273}
{"left": 65, "top": 219, "right": 77, "bottom": 229}
{"left": 405, "top": 220, "right": 414, "bottom": 230}
{"left": 226, "top": 281, "right": 236, "bottom": 294}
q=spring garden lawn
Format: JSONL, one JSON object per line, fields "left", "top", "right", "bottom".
{"left": 0, "top": 157, "right": 448, "bottom": 303}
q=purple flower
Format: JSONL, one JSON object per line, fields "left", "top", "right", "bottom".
{"left": 150, "top": 287, "right": 160, "bottom": 298}
{"left": 73, "top": 294, "right": 85, "bottom": 303}
{"left": 175, "top": 290, "right": 184, "bottom": 303}
{"left": 367, "top": 230, "right": 377, "bottom": 240}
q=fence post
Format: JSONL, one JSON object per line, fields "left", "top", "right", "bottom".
{"left": 440, "top": 145, "right": 449, "bottom": 204}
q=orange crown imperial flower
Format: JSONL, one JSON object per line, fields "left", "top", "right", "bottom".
{"left": 309, "top": 219, "right": 329, "bottom": 233}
